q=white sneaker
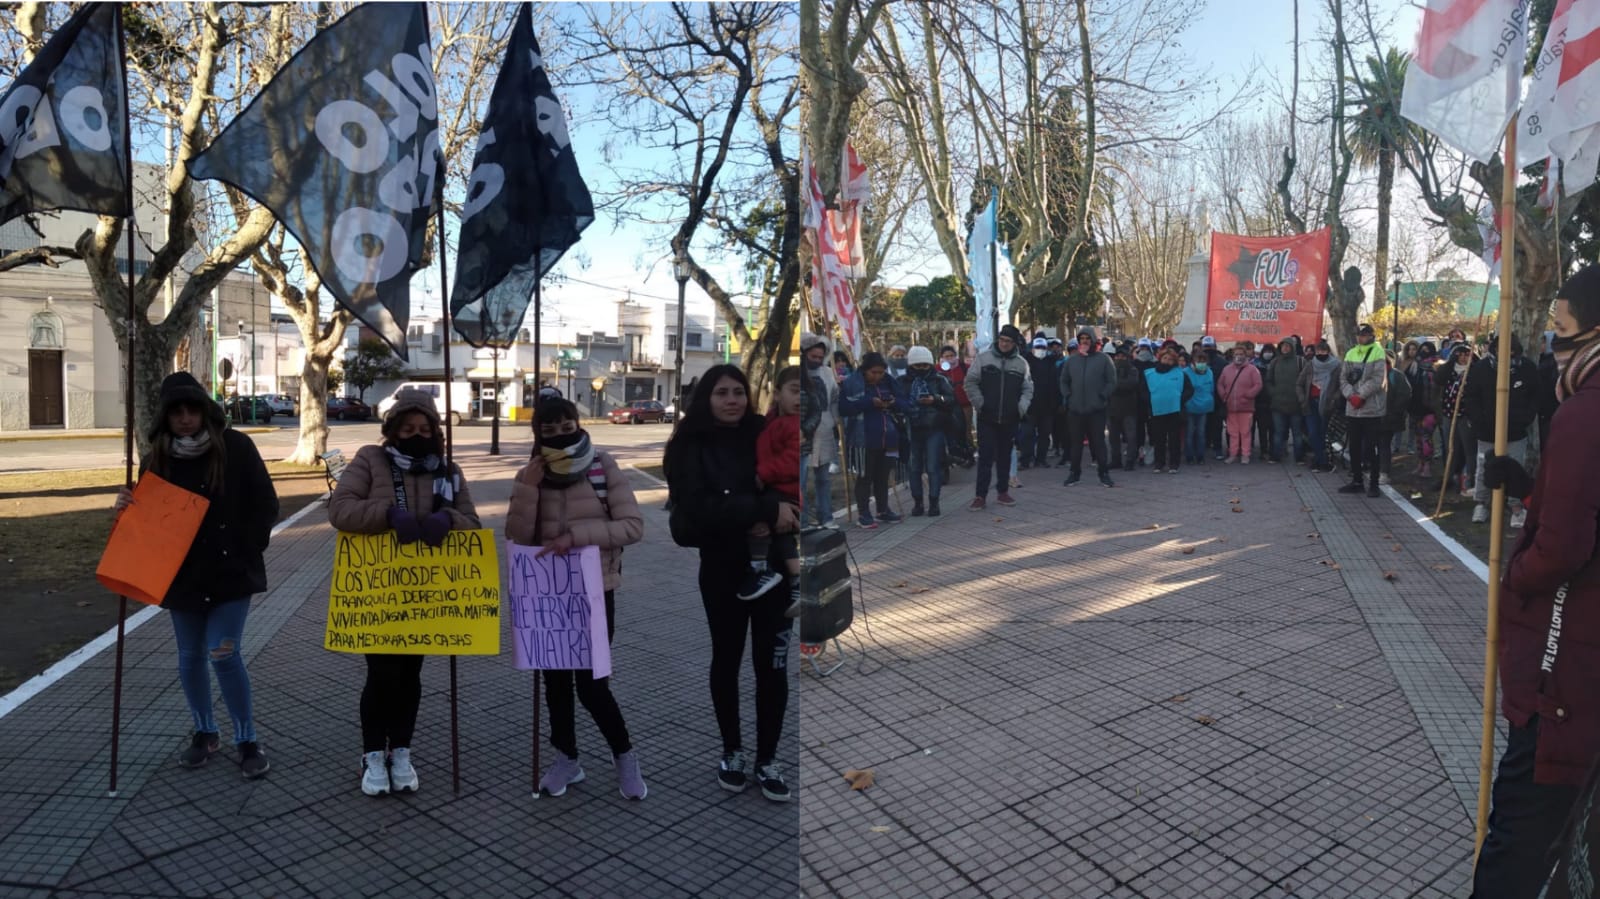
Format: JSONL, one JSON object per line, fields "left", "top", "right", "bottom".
{"left": 1510, "top": 507, "right": 1527, "bottom": 529}
{"left": 1471, "top": 504, "right": 1489, "bottom": 524}
{"left": 1378, "top": 473, "right": 1391, "bottom": 486}
{"left": 361, "top": 751, "right": 390, "bottom": 796}
{"left": 389, "top": 747, "right": 418, "bottom": 793}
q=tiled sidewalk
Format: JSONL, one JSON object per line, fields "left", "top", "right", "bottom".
{"left": 0, "top": 452, "right": 799, "bottom": 897}
{"left": 800, "top": 458, "right": 1492, "bottom": 898}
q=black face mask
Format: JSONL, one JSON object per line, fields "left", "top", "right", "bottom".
{"left": 394, "top": 434, "right": 435, "bottom": 459}
{"left": 539, "top": 430, "right": 584, "bottom": 450}
{"left": 1316, "top": 354, "right": 1330, "bottom": 361}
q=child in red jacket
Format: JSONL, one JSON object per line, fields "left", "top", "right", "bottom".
{"left": 741, "top": 366, "right": 803, "bottom": 615}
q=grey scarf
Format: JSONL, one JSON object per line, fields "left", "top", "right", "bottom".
{"left": 170, "top": 431, "right": 213, "bottom": 459}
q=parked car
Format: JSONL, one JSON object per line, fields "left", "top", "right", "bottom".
{"left": 263, "top": 394, "right": 298, "bottom": 416}
{"left": 328, "top": 396, "right": 372, "bottom": 421}
{"left": 663, "top": 403, "right": 677, "bottom": 423}
{"left": 376, "top": 381, "right": 470, "bottom": 426}
{"left": 608, "top": 400, "right": 668, "bottom": 424}
{"left": 225, "top": 395, "right": 274, "bottom": 423}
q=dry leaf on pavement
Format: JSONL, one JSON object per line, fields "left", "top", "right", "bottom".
{"left": 1383, "top": 571, "right": 1399, "bottom": 581}
{"left": 1392, "top": 543, "right": 1402, "bottom": 552}
{"left": 869, "top": 825, "right": 892, "bottom": 833}
{"left": 911, "top": 587, "right": 929, "bottom": 594}
{"left": 1167, "top": 694, "right": 1189, "bottom": 703}
{"left": 1231, "top": 507, "right": 1243, "bottom": 513}
{"left": 1181, "top": 546, "right": 1196, "bottom": 555}
{"left": 1430, "top": 564, "right": 1454, "bottom": 571}
{"left": 892, "top": 581, "right": 907, "bottom": 588}
{"left": 1194, "top": 715, "right": 1216, "bottom": 726}
{"left": 843, "top": 769, "right": 875, "bottom": 790}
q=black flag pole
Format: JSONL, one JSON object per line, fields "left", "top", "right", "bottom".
{"left": 434, "top": 203, "right": 462, "bottom": 797}
{"left": 109, "top": 5, "right": 136, "bottom": 798}
{"left": 531, "top": 239, "right": 542, "bottom": 796}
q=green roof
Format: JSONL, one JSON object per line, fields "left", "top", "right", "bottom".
{"left": 1394, "top": 280, "right": 1500, "bottom": 317}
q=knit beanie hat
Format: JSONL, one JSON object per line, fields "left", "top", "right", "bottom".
{"left": 998, "top": 324, "right": 1024, "bottom": 345}
{"left": 906, "top": 346, "right": 935, "bottom": 367}
{"left": 1557, "top": 265, "right": 1600, "bottom": 332}
{"left": 800, "top": 332, "right": 828, "bottom": 354}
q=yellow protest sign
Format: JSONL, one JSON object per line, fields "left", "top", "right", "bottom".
{"left": 325, "top": 529, "right": 501, "bottom": 655}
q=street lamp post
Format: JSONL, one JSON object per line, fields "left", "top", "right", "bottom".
{"left": 237, "top": 319, "right": 255, "bottom": 423}
{"left": 1391, "top": 266, "right": 1404, "bottom": 353}
{"left": 673, "top": 252, "right": 690, "bottom": 412}
{"left": 489, "top": 346, "right": 502, "bottom": 456}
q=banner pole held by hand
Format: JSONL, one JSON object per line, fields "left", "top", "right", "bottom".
{"left": 433, "top": 189, "right": 463, "bottom": 796}
{"left": 532, "top": 671, "right": 542, "bottom": 797}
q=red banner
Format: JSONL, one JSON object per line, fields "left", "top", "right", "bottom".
{"left": 1205, "top": 229, "right": 1331, "bottom": 344}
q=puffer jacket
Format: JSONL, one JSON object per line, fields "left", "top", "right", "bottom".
{"left": 1108, "top": 357, "right": 1142, "bottom": 419}
{"left": 964, "top": 347, "right": 1033, "bottom": 426}
{"left": 898, "top": 368, "right": 957, "bottom": 432}
{"left": 1059, "top": 351, "right": 1117, "bottom": 415}
{"left": 505, "top": 450, "right": 643, "bottom": 592}
{"left": 143, "top": 429, "right": 279, "bottom": 613}
{"left": 839, "top": 371, "right": 909, "bottom": 451}
{"left": 1340, "top": 343, "right": 1388, "bottom": 419}
{"left": 1216, "top": 361, "right": 1263, "bottom": 413}
{"left": 328, "top": 444, "right": 481, "bottom": 534}
{"left": 757, "top": 414, "right": 802, "bottom": 502}
{"left": 1266, "top": 355, "right": 1311, "bottom": 415}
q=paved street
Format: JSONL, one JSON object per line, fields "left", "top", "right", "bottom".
{"left": 0, "top": 429, "right": 800, "bottom": 897}
{"left": 799, "top": 459, "right": 1494, "bottom": 898}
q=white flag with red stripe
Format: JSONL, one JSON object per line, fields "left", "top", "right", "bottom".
{"left": 1537, "top": 154, "right": 1559, "bottom": 210}
{"left": 1517, "top": 0, "right": 1574, "bottom": 166}
{"left": 840, "top": 141, "right": 870, "bottom": 202}
{"left": 1544, "top": 0, "right": 1600, "bottom": 193}
{"left": 1400, "top": 0, "right": 1530, "bottom": 164}
{"left": 1477, "top": 203, "right": 1503, "bottom": 280}
{"left": 802, "top": 143, "right": 861, "bottom": 354}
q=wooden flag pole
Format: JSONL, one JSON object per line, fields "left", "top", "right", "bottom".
{"left": 1475, "top": 113, "right": 1520, "bottom": 858}
{"left": 109, "top": 5, "right": 137, "bottom": 798}
{"left": 434, "top": 202, "right": 462, "bottom": 797}
{"left": 1433, "top": 280, "right": 1496, "bottom": 518}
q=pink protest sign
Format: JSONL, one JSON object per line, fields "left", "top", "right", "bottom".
{"left": 506, "top": 543, "right": 611, "bottom": 678}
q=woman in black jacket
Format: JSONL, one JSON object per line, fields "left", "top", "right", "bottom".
{"left": 664, "top": 365, "right": 800, "bottom": 802}
{"left": 113, "top": 373, "right": 279, "bottom": 778}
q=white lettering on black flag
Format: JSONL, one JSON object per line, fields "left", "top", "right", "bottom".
{"left": 189, "top": 2, "right": 439, "bottom": 360}
{"left": 449, "top": 4, "right": 593, "bottom": 348}
{"left": 0, "top": 2, "right": 130, "bottom": 226}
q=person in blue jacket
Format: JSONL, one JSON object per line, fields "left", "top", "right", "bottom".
{"left": 1142, "top": 345, "right": 1195, "bottom": 473}
{"left": 1182, "top": 354, "right": 1216, "bottom": 465}
{"left": 839, "top": 352, "right": 910, "bottom": 528}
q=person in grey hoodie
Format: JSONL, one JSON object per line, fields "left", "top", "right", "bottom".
{"left": 799, "top": 333, "right": 840, "bottom": 527}
{"left": 1337, "top": 323, "right": 1389, "bottom": 497}
{"left": 964, "top": 324, "right": 1033, "bottom": 510}
{"left": 1059, "top": 328, "right": 1117, "bottom": 487}
{"left": 1307, "top": 340, "right": 1340, "bottom": 470}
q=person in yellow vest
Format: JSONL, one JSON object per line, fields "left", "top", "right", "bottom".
{"left": 1337, "top": 323, "right": 1389, "bottom": 498}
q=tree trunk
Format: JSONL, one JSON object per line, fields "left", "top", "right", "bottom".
{"left": 1373, "top": 144, "right": 1393, "bottom": 311}
{"left": 288, "top": 353, "right": 334, "bottom": 466}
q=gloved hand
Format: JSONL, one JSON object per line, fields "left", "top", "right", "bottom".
{"left": 388, "top": 506, "right": 422, "bottom": 543}
{"left": 1348, "top": 395, "right": 1364, "bottom": 410}
{"left": 1483, "top": 455, "right": 1534, "bottom": 500}
{"left": 419, "top": 510, "right": 452, "bottom": 547}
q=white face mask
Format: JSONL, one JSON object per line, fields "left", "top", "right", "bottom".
{"left": 939, "top": 360, "right": 953, "bottom": 371}
{"left": 1033, "top": 349, "right": 1047, "bottom": 358}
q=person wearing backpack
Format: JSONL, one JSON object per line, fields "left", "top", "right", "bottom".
{"left": 506, "top": 397, "right": 647, "bottom": 800}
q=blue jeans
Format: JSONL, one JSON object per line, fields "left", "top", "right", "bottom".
{"left": 1184, "top": 412, "right": 1208, "bottom": 462}
{"left": 801, "top": 450, "right": 833, "bottom": 526}
{"left": 1306, "top": 404, "right": 1328, "bottom": 466}
{"left": 907, "top": 429, "right": 946, "bottom": 502}
{"left": 1273, "top": 411, "right": 1305, "bottom": 463}
{"left": 169, "top": 600, "right": 256, "bottom": 744}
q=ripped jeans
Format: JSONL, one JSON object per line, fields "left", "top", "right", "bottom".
{"left": 169, "top": 600, "right": 256, "bottom": 745}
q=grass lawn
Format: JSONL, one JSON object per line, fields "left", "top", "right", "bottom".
{"left": 0, "top": 462, "right": 330, "bottom": 693}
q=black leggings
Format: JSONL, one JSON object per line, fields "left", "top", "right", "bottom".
{"left": 1150, "top": 414, "right": 1183, "bottom": 469}
{"left": 855, "top": 448, "right": 892, "bottom": 517}
{"left": 701, "top": 555, "right": 792, "bottom": 765}
{"left": 362, "top": 654, "right": 424, "bottom": 753}
{"left": 546, "top": 590, "right": 631, "bottom": 758}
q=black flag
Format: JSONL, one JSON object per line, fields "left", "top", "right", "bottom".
{"left": 189, "top": 3, "right": 439, "bottom": 359}
{"left": 449, "top": 3, "right": 593, "bottom": 348}
{"left": 0, "top": 2, "right": 130, "bottom": 226}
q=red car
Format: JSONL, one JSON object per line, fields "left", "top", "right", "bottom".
{"left": 608, "top": 400, "right": 668, "bottom": 424}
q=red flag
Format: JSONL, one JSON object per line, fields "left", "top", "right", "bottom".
{"left": 1205, "top": 230, "right": 1332, "bottom": 344}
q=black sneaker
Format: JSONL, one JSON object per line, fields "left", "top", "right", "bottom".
{"left": 927, "top": 499, "right": 941, "bottom": 517}
{"left": 910, "top": 502, "right": 925, "bottom": 517}
{"left": 736, "top": 569, "right": 783, "bottom": 601}
{"left": 238, "top": 741, "right": 270, "bottom": 779}
{"left": 1063, "top": 473, "right": 1081, "bottom": 486}
{"left": 1099, "top": 472, "right": 1115, "bottom": 488}
{"left": 1337, "top": 482, "right": 1365, "bottom": 494}
{"left": 784, "top": 583, "right": 801, "bottom": 619}
{"left": 179, "top": 732, "right": 219, "bottom": 769}
{"left": 1366, "top": 483, "right": 1381, "bottom": 498}
{"left": 755, "top": 762, "right": 791, "bottom": 802}
{"left": 718, "top": 750, "right": 748, "bottom": 793}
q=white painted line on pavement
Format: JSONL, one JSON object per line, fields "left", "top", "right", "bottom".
{"left": 0, "top": 491, "right": 331, "bottom": 720}
{"left": 1380, "top": 484, "right": 1490, "bottom": 584}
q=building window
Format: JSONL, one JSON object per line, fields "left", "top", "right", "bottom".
{"left": 686, "top": 332, "right": 702, "bottom": 348}
{"left": 666, "top": 334, "right": 679, "bottom": 351}
{"left": 29, "top": 307, "right": 64, "bottom": 349}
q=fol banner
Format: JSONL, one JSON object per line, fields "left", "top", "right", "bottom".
{"left": 324, "top": 529, "right": 501, "bottom": 655}
{"left": 506, "top": 543, "right": 611, "bottom": 678}
{"left": 1205, "top": 229, "right": 1331, "bottom": 343}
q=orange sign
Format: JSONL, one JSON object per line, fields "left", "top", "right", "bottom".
{"left": 96, "top": 472, "right": 210, "bottom": 606}
{"left": 1206, "top": 229, "right": 1331, "bottom": 344}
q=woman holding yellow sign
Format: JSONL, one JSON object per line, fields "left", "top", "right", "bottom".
{"left": 328, "top": 387, "right": 481, "bottom": 797}
{"left": 112, "top": 373, "right": 279, "bottom": 780}
{"left": 506, "top": 396, "right": 647, "bottom": 800}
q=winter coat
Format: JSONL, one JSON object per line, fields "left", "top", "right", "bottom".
{"left": 947, "top": 361, "right": 972, "bottom": 407}
{"left": 1539, "top": 353, "right": 1560, "bottom": 426}
{"left": 505, "top": 450, "right": 643, "bottom": 592}
{"left": 839, "top": 371, "right": 910, "bottom": 452}
{"left": 1182, "top": 366, "right": 1216, "bottom": 414}
{"left": 802, "top": 365, "right": 837, "bottom": 465}
{"left": 1500, "top": 370, "right": 1600, "bottom": 784}
{"left": 1464, "top": 355, "right": 1540, "bottom": 442}
{"left": 1340, "top": 343, "right": 1388, "bottom": 419}
{"left": 1309, "top": 355, "right": 1341, "bottom": 404}
{"left": 1108, "top": 357, "right": 1142, "bottom": 419}
{"left": 1320, "top": 362, "right": 1346, "bottom": 421}
{"left": 898, "top": 369, "right": 957, "bottom": 432}
{"left": 757, "top": 414, "right": 802, "bottom": 503}
{"left": 1252, "top": 359, "right": 1274, "bottom": 413}
{"left": 1142, "top": 365, "right": 1194, "bottom": 417}
{"left": 1216, "top": 361, "right": 1263, "bottom": 413}
{"left": 964, "top": 347, "right": 1033, "bottom": 427}
{"left": 1030, "top": 352, "right": 1064, "bottom": 409}
{"left": 1382, "top": 368, "right": 1412, "bottom": 433}
{"left": 142, "top": 429, "right": 279, "bottom": 613}
{"left": 1059, "top": 352, "right": 1117, "bottom": 415}
{"left": 1433, "top": 358, "right": 1475, "bottom": 420}
{"left": 1266, "top": 355, "right": 1312, "bottom": 415}
{"left": 328, "top": 444, "right": 482, "bottom": 535}
{"left": 663, "top": 415, "right": 778, "bottom": 566}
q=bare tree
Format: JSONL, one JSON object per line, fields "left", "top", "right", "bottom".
{"left": 800, "top": 0, "right": 892, "bottom": 204}
{"left": 1100, "top": 161, "right": 1203, "bottom": 336}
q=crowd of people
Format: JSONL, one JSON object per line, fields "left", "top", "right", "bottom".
{"left": 797, "top": 321, "right": 1561, "bottom": 525}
